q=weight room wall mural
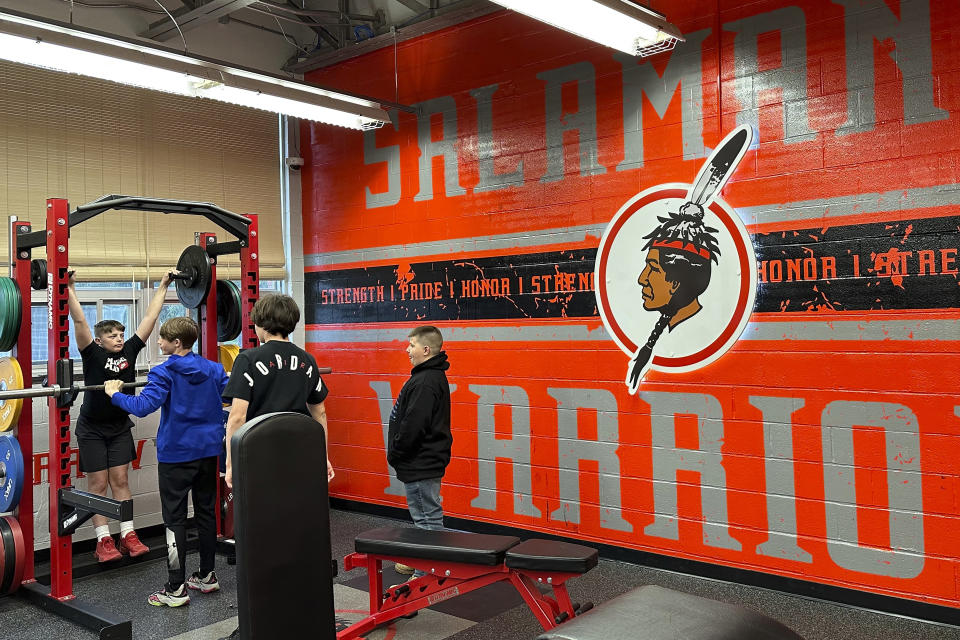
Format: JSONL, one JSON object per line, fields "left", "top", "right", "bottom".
{"left": 302, "top": 1, "right": 960, "bottom": 609}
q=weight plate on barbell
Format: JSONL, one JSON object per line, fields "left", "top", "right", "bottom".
{"left": 30, "top": 259, "right": 47, "bottom": 291}
{"left": 0, "top": 358, "right": 23, "bottom": 433}
{"left": 0, "top": 514, "right": 24, "bottom": 595}
{"left": 175, "top": 245, "right": 212, "bottom": 309}
{"left": 0, "top": 435, "right": 23, "bottom": 513}
{"left": 216, "top": 280, "right": 241, "bottom": 342}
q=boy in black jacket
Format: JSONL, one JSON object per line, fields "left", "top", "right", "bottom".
{"left": 387, "top": 326, "right": 452, "bottom": 577}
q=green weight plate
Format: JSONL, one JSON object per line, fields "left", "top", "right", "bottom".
{"left": 0, "top": 279, "right": 17, "bottom": 352}
{"left": 0, "top": 279, "right": 21, "bottom": 352}
{"left": 7, "top": 279, "right": 21, "bottom": 351}
{"left": 0, "top": 280, "right": 8, "bottom": 352}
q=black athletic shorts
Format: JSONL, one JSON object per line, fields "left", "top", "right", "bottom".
{"left": 76, "top": 415, "right": 137, "bottom": 473}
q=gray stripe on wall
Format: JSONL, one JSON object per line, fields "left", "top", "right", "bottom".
{"left": 304, "top": 182, "right": 960, "bottom": 267}
{"left": 742, "top": 319, "right": 959, "bottom": 341}
{"left": 306, "top": 319, "right": 958, "bottom": 344}
{"left": 305, "top": 224, "right": 607, "bottom": 267}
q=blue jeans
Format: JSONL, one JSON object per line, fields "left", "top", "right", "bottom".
{"left": 404, "top": 477, "right": 444, "bottom": 577}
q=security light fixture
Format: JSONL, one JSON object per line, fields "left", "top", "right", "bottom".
{"left": 489, "top": 0, "right": 684, "bottom": 57}
{"left": 0, "top": 9, "right": 393, "bottom": 130}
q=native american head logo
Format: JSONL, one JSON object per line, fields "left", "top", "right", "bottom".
{"left": 595, "top": 126, "right": 757, "bottom": 394}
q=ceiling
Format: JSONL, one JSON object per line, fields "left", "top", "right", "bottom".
{"left": 0, "top": 0, "right": 499, "bottom": 75}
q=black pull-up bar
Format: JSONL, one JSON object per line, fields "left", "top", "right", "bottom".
{"left": 16, "top": 194, "right": 252, "bottom": 251}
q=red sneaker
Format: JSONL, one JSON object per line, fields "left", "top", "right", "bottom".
{"left": 119, "top": 531, "right": 149, "bottom": 557}
{"left": 94, "top": 536, "right": 122, "bottom": 563}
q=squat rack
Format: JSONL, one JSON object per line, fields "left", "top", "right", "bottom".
{"left": 10, "top": 195, "right": 259, "bottom": 639}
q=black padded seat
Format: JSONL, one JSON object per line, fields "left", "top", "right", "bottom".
{"left": 355, "top": 527, "right": 521, "bottom": 566}
{"left": 505, "top": 539, "right": 599, "bottom": 574}
{"left": 537, "top": 585, "right": 806, "bottom": 640}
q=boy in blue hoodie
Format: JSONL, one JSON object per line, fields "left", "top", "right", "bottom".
{"left": 105, "top": 316, "right": 228, "bottom": 607}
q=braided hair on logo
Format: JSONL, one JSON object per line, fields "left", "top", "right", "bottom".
{"left": 626, "top": 201, "right": 720, "bottom": 392}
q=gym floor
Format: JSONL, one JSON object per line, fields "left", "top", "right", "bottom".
{"left": 0, "top": 509, "right": 956, "bottom": 640}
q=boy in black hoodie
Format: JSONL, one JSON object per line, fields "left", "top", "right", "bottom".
{"left": 387, "top": 326, "right": 452, "bottom": 577}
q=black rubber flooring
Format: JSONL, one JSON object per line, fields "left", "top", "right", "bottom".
{"left": 0, "top": 508, "right": 957, "bottom": 639}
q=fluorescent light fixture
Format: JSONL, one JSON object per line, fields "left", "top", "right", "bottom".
{"left": 489, "top": 0, "right": 684, "bottom": 57}
{"left": 0, "top": 9, "right": 393, "bottom": 130}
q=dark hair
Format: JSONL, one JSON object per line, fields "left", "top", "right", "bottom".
{"left": 408, "top": 325, "right": 443, "bottom": 352}
{"left": 659, "top": 249, "right": 712, "bottom": 312}
{"left": 94, "top": 319, "right": 125, "bottom": 338}
{"left": 251, "top": 294, "right": 300, "bottom": 338}
{"left": 159, "top": 316, "right": 198, "bottom": 349}
{"left": 629, "top": 248, "right": 713, "bottom": 390}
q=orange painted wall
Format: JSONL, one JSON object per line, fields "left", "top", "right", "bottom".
{"left": 302, "top": 2, "right": 960, "bottom": 608}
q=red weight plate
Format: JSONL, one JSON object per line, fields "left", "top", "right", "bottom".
{"left": 0, "top": 516, "right": 24, "bottom": 594}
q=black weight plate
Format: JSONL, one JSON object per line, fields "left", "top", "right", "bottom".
{"left": 30, "top": 259, "right": 46, "bottom": 291}
{"left": 175, "top": 245, "right": 212, "bottom": 309}
{"left": 227, "top": 280, "right": 242, "bottom": 337}
{"left": 227, "top": 280, "right": 241, "bottom": 340}
{"left": 216, "top": 280, "right": 241, "bottom": 342}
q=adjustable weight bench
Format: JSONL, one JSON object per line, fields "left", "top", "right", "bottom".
{"left": 337, "top": 527, "right": 599, "bottom": 639}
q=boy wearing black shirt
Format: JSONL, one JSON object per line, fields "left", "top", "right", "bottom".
{"left": 219, "top": 293, "right": 331, "bottom": 640}
{"left": 68, "top": 270, "right": 174, "bottom": 562}
{"left": 222, "top": 293, "right": 332, "bottom": 487}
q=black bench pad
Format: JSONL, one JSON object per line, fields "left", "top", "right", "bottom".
{"left": 505, "top": 539, "right": 598, "bottom": 574}
{"left": 355, "top": 527, "right": 520, "bottom": 566}
{"left": 537, "top": 585, "right": 806, "bottom": 640}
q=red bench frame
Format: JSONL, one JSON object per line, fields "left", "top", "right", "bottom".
{"left": 337, "top": 550, "right": 585, "bottom": 639}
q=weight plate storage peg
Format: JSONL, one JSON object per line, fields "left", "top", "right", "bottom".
{"left": 175, "top": 245, "right": 213, "bottom": 309}
{"left": 30, "top": 259, "right": 47, "bottom": 291}
{"left": 0, "top": 435, "right": 23, "bottom": 513}
{"left": 0, "top": 357, "right": 23, "bottom": 432}
{"left": 0, "top": 514, "right": 25, "bottom": 595}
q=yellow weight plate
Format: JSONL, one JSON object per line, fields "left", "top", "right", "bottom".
{"left": 219, "top": 344, "right": 240, "bottom": 373}
{"left": 0, "top": 357, "right": 24, "bottom": 432}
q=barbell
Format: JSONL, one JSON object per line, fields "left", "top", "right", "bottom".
{"left": 0, "top": 379, "right": 147, "bottom": 402}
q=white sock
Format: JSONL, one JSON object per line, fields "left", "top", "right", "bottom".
{"left": 120, "top": 521, "right": 135, "bottom": 537}
{"left": 95, "top": 525, "right": 110, "bottom": 540}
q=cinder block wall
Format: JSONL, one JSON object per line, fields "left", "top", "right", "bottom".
{"left": 301, "top": 2, "right": 960, "bottom": 609}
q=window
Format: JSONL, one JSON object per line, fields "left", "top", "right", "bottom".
{"left": 24, "top": 280, "right": 282, "bottom": 367}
